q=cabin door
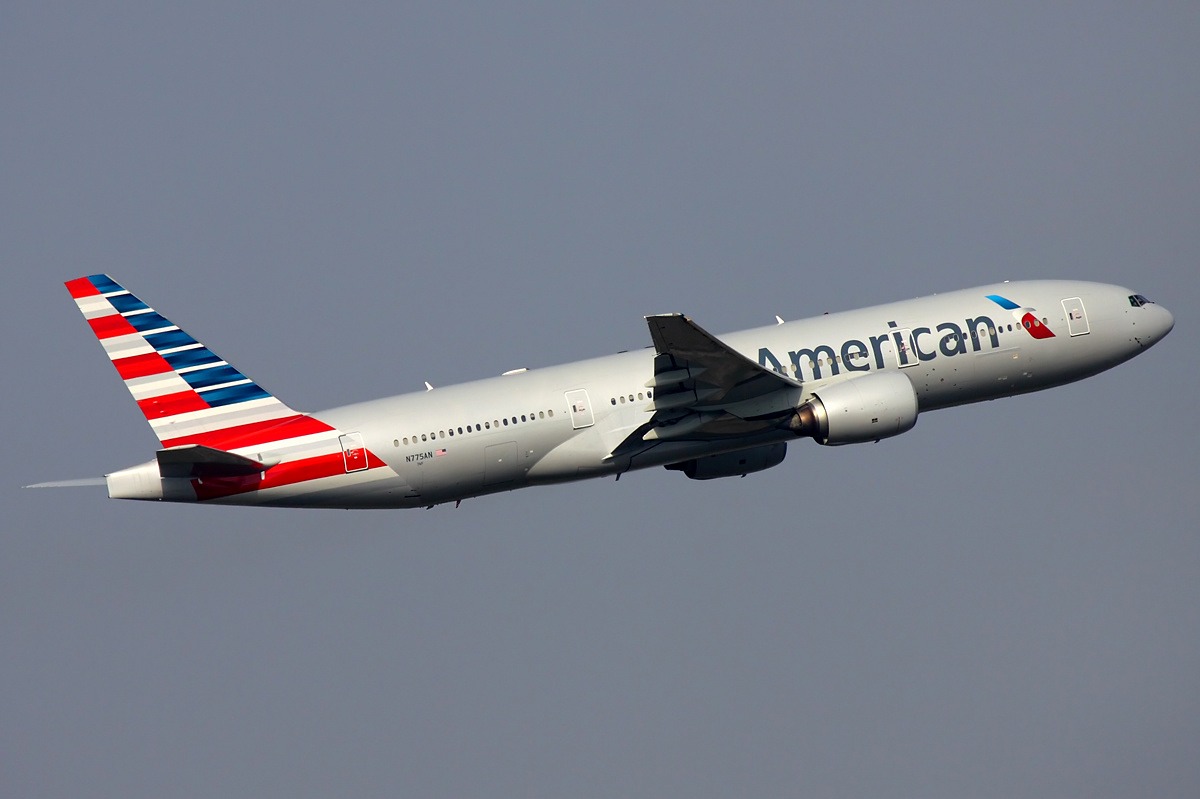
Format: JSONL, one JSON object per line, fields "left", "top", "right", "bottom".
{"left": 1062, "top": 297, "right": 1090, "bottom": 336}
{"left": 565, "top": 389, "right": 594, "bottom": 429}
{"left": 339, "top": 432, "right": 368, "bottom": 473}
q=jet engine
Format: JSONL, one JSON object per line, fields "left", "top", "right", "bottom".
{"left": 787, "top": 370, "right": 918, "bottom": 445}
{"left": 665, "top": 442, "right": 787, "bottom": 480}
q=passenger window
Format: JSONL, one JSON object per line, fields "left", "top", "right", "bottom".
{"left": 538, "top": 411, "right": 545, "bottom": 419}
{"left": 421, "top": 434, "right": 427, "bottom": 442}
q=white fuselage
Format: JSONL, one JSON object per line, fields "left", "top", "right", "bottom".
{"left": 219, "top": 278, "right": 1167, "bottom": 509}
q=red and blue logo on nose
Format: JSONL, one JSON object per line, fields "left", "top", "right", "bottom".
{"left": 985, "top": 294, "right": 1055, "bottom": 339}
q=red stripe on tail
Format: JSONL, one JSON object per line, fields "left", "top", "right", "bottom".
{"left": 88, "top": 314, "right": 138, "bottom": 339}
{"left": 137, "top": 390, "right": 209, "bottom": 419}
{"left": 113, "top": 351, "right": 174, "bottom": 380}
{"left": 192, "top": 451, "right": 344, "bottom": 501}
{"left": 191, "top": 449, "right": 389, "bottom": 501}
{"left": 65, "top": 277, "right": 101, "bottom": 298}
{"left": 159, "top": 414, "right": 336, "bottom": 450}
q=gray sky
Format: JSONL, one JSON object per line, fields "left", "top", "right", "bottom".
{"left": 4, "top": 3, "right": 1198, "bottom": 797}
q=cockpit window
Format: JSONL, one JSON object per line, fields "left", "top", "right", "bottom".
{"left": 1128, "top": 294, "right": 1153, "bottom": 307}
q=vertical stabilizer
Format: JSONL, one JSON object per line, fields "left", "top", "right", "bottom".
{"left": 64, "top": 275, "right": 331, "bottom": 449}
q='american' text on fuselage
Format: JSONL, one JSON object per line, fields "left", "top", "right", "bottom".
{"left": 758, "top": 314, "right": 1005, "bottom": 381}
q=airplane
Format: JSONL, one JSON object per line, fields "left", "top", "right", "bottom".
{"left": 32, "top": 275, "right": 1172, "bottom": 509}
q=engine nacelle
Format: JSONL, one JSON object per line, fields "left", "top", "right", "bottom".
{"left": 665, "top": 442, "right": 787, "bottom": 480}
{"left": 788, "top": 370, "right": 918, "bottom": 445}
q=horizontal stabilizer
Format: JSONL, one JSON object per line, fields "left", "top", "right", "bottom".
{"left": 156, "top": 445, "right": 273, "bottom": 479}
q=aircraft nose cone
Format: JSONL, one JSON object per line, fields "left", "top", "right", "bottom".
{"left": 1151, "top": 303, "right": 1175, "bottom": 341}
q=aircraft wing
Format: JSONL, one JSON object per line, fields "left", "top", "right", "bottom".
{"left": 644, "top": 314, "right": 800, "bottom": 407}
{"left": 609, "top": 315, "right": 803, "bottom": 458}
